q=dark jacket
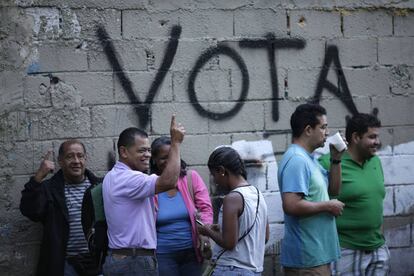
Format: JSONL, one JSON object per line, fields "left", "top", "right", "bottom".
{"left": 20, "top": 169, "right": 100, "bottom": 276}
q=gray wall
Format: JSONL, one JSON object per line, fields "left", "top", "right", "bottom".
{"left": 1, "top": 0, "right": 414, "bottom": 275}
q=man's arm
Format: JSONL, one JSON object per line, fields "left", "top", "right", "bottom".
{"left": 282, "top": 192, "right": 344, "bottom": 217}
{"left": 155, "top": 115, "right": 185, "bottom": 194}
{"left": 327, "top": 144, "right": 344, "bottom": 196}
{"left": 20, "top": 150, "right": 55, "bottom": 222}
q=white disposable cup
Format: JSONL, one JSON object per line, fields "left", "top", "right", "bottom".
{"left": 329, "top": 132, "right": 347, "bottom": 151}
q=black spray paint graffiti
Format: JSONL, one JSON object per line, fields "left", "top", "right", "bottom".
{"left": 96, "top": 25, "right": 360, "bottom": 129}
{"left": 239, "top": 34, "right": 306, "bottom": 122}
{"left": 97, "top": 25, "right": 181, "bottom": 127}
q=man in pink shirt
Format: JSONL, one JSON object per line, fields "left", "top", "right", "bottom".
{"left": 103, "top": 115, "right": 185, "bottom": 275}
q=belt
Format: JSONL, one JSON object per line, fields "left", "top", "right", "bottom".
{"left": 111, "top": 248, "right": 155, "bottom": 256}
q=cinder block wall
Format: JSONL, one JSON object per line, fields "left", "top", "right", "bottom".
{"left": 1, "top": 0, "right": 413, "bottom": 275}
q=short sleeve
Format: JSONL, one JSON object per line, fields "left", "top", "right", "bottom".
{"left": 280, "top": 155, "right": 311, "bottom": 196}
{"left": 124, "top": 173, "right": 158, "bottom": 199}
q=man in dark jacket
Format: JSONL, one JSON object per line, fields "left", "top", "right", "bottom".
{"left": 20, "top": 139, "right": 100, "bottom": 276}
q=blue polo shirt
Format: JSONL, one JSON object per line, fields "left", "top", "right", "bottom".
{"left": 278, "top": 144, "right": 340, "bottom": 268}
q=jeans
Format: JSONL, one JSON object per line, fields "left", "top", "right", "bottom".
{"left": 64, "top": 260, "right": 79, "bottom": 276}
{"left": 212, "top": 265, "right": 261, "bottom": 276}
{"left": 103, "top": 250, "right": 158, "bottom": 276}
{"left": 157, "top": 248, "right": 201, "bottom": 276}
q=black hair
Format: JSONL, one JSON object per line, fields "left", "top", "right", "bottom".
{"left": 345, "top": 113, "right": 381, "bottom": 144}
{"left": 117, "top": 127, "right": 148, "bottom": 155}
{"left": 290, "top": 103, "right": 327, "bottom": 138}
{"left": 150, "top": 136, "right": 187, "bottom": 177}
{"left": 208, "top": 146, "right": 247, "bottom": 180}
{"left": 58, "top": 139, "right": 86, "bottom": 159}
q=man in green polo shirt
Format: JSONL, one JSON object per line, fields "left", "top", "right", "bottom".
{"left": 319, "top": 113, "right": 390, "bottom": 275}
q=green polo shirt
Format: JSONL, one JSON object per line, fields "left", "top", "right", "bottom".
{"left": 319, "top": 152, "right": 385, "bottom": 250}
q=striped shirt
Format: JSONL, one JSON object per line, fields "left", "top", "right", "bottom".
{"left": 64, "top": 179, "right": 91, "bottom": 256}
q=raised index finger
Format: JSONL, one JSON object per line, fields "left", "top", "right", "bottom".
{"left": 44, "top": 149, "right": 53, "bottom": 161}
{"left": 170, "top": 114, "right": 176, "bottom": 128}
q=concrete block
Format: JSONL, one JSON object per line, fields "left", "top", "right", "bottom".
{"left": 208, "top": 101, "right": 265, "bottom": 133}
{"left": 146, "top": 0, "right": 195, "bottom": 10}
{"left": 84, "top": 138, "right": 115, "bottom": 172}
{"left": 0, "top": 71, "right": 24, "bottom": 114}
{"left": 151, "top": 103, "right": 209, "bottom": 135}
{"left": 264, "top": 192, "right": 284, "bottom": 222}
{"left": 286, "top": 68, "right": 320, "bottom": 98}
{"left": 179, "top": 10, "right": 233, "bottom": 38}
{"left": 379, "top": 38, "right": 414, "bottom": 65}
{"left": 289, "top": 10, "right": 341, "bottom": 38}
{"left": 29, "top": 107, "right": 91, "bottom": 139}
{"left": 23, "top": 75, "right": 51, "bottom": 108}
{"left": 122, "top": 10, "right": 180, "bottom": 39}
{"left": 174, "top": 69, "right": 232, "bottom": 102}
{"left": 394, "top": 141, "right": 414, "bottom": 155}
{"left": 265, "top": 99, "right": 300, "bottom": 131}
{"left": 393, "top": 126, "right": 414, "bottom": 146}
{"left": 36, "top": 43, "right": 88, "bottom": 73}
{"left": 0, "top": 242, "right": 40, "bottom": 276}
{"left": 88, "top": 40, "right": 147, "bottom": 71}
{"left": 394, "top": 185, "right": 414, "bottom": 215}
{"left": 75, "top": 9, "right": 121, "bottom": 40}
{"left": 153, "top": 40, "right": 217, "bottom": 71}
{"left": 48, "top": 80, "right": 81, "bottom": 109}
{"left": 25, "top": 7, "right": 60, "bottom": 40}
{"left": 0, "top": 111, "right": 29, "bottom": 143}
{"left": 115, "top": 71, "right": 173, "bottom": 104}
{"left": 372, "top": 96, "right": 414, "bottom": 126}
{"left": 57, "top": 72, "right": 114, "bottom": 105}
{"left": 383, "top": 187, "right": 394, "bottom": 216}
{"left": 91, "top": 105, "right": 146, "bottom": 137}
{"left": 7, "top": 141, "right": 54, "bottom": 175}
{"left": 25, "top": 0, "right": 146, "bottom": 9}
{"left": 383, "top": 216, "right": 411, "bottom": 248}
{"left": 278, "top": 39, "right": 324, "bottom": 70}
{"left": 328, "top": 38, "right": 377, "bottom": 67}
{"left": 319, "top": 97, "right": 371, "bottom": 128}
{"left": 381, "top": 156, "right": 414, "bottom": 185}
{"left": 394, "top": 12, "right": 414, "bottom": 36}
{"left": 389, "top": 247, "right": 414, "bottom": 276}
{"left": 343, "top": 68, "right": 390, "bottom": 98}
{"left": 8, "top": 175, "right": 32, "bottom": 210}
{"left": 235, "top": 9, "right": 287, "bottom": 37}
{"left": 387, "top": 65, "right": 414, "bottom": 96}
{"left": 232, "top": 139, "right": 278, "bottom": 192}
{"left": 266, "top": 223, "right": 284, "bottom": 255}
{"left": 220, "top": 41, "right": 268, "bottom": 71}
{"left": 377, "top": 127, "right": 394, "bottom": 150}
{"left": 343, "top": 10, "right": 393, "bottom": 37}
{"left": 179, "top": 134, "right": 231, "bottom": 165}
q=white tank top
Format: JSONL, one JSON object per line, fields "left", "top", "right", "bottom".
{"left": 213, "top": 185, "right": 268, "bottom": 272}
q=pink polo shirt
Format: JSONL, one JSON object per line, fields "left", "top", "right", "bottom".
{"left": 103, "top": 161, "right": 158, "bottom": 249}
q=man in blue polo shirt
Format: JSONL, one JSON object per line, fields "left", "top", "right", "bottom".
{"left": 278, "top": 104, "right": 345, "bottom": 275}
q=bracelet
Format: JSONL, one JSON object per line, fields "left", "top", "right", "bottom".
{"left": 330, "top": 159, "right": 341, "bottom": 164}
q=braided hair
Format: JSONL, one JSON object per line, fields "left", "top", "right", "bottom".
{"left": 208, "top": 146, "right": 247, "bottom": 180}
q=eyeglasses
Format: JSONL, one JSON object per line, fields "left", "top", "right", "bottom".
{"left": 64, "top": 153, "right": 86, "bottom": 162}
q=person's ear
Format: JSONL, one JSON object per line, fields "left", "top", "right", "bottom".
{"left": 304, "top": 125, "right": 313, "bottom": 137}
{"left": 351, "top": 132, "right": 360, "bottom": 144}
{"left": 216, "top": 166, "right": 226, "bottom": 176}
{"left": 119, "top": 146, "right": 128, "bottom": 159}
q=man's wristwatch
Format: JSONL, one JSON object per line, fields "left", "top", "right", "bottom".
{"left": 330, "top": 159, "right": 341, "bottom": 164}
